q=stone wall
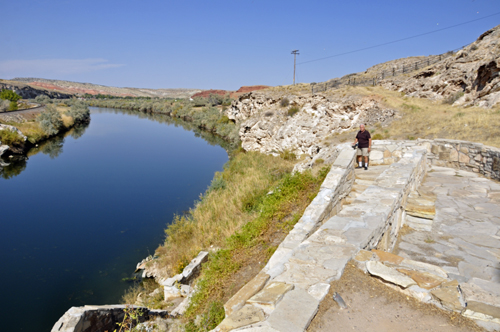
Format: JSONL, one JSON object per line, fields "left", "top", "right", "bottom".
{"left": 370, "top": 139, "right": 500, "bottom": 181}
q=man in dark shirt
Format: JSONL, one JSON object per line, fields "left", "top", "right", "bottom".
{"left": 353, "top": 124, "right": 371, "bottom": 170}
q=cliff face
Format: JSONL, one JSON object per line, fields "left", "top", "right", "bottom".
{"left": 225, "top": 92, "right": 396, "bottom": 159}
{"left": 382, "top": 24, "right": 500, "bottom": 108}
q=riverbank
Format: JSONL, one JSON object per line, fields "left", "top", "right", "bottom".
{"left": 85, "top": 97, "right": 240, "bottom": 148}
{"left": 0, "top": 101, "right": 90, "bottom": 158}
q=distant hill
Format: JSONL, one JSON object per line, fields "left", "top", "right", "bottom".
{"left": 6, "top": 78, "right": 204, "bottom": 99}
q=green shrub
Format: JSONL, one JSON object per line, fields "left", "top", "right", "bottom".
{"left": 443, "top": 91, "right": 464, "bottom": 105}
{"left": 217, "top": 115, "right": 231, "bottom": 124}
{"left": 0, "top": 128, "right": 23, "bottom": 145}
{"left": 287, "top": 106, "right": 300, "bottom": 117}
{"left": 280, "top": 98, "right": 290, "bottom": 107}
{"left": 280, "top": 149, "right": 296, "bottom": 160}
{"left": 36, "top": 105, "right": 63, "bottom": 135}
{"left": 315, "top": 158, "right": 324, "bottom": 165}
{"left": 0, "top": 89, "right": 21, "bottom": 102}
{"left": 8, "top": 101, "right": 18, "bottom": 111}
{"left": 65, "top": 102, "right": 90, "bottom": 123}
{"left": 372, "top": 133, "right": 384, "bottom": 140}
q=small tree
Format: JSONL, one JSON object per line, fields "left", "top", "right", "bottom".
{"left": 0, "top": 89, "right": 22, "bottom": 102}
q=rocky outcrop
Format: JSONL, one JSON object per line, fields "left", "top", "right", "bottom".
{"left": 0, "top": 82, "right": 73, "bottom": 99}
{"left": 381, "top": 24, "right": 500, "bottom": 108}
{"left": 225, "top": 92, "right": 396, "bottom": 157}
{"left": 51, "top": 305, "right": 169, "bottom": 332}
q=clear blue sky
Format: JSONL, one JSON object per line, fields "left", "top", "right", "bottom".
{"left": 0, "top": 0, "right": 498, "bottom": 90}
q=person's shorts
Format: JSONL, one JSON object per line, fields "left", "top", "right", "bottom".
{"left": 357, "top": 147, "right": 370, "bottom": 157}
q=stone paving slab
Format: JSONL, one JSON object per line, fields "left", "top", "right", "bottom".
{"left": 396, "top": 165, "right": 500, "bottom": 284}
{"left": 266, "top": 288, "right": 319, "bottom": 332}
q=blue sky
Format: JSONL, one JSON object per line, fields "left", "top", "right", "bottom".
{"left": 0, "top": 0, "right": 498, "bottom": 90}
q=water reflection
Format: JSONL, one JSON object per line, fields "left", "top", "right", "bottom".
{"left": 0, "top": 108, "right": 233, "bottom": 180}
{"left": 0, "top": 123, "right": 90, "bottom": 179}
{"left": 96, "top": 107, "right": 234, "bottom": 151}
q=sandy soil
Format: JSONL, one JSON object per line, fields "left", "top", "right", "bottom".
{"left": 308, "top": 263, "right": 485, "bottom": 332}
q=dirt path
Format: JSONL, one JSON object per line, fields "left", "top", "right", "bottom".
{"left": 308, "top": 263, "right": 484, "bottom": 332}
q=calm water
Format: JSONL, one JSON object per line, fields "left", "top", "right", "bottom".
{"left": 0, "top": 108, "right": 229, "bottom": 332}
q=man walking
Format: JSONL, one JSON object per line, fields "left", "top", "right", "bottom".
{"left": 353, "top": 124, "right": 371, "bottom": 170}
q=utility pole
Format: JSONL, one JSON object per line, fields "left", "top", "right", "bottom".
{"left": 291, "top": 50, "right": 299, "bottom": 85}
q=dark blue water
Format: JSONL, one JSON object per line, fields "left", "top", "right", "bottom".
{"left": 0, "top": 108, "right": 228, "bottom": 331}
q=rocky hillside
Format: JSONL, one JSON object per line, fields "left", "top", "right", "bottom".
{"left": 191, "top": 85, "right": 269, "bottom": 99}
{"left": 382, "top": 24, "right": 500, "bottom": 108}
{"left": 7, "top": 78, "right": 203, "bottom": 99}
{"left": 0, "top": 80, "right": 73, "bottom": 99}
{"left": 225, "top": 91, "right": 397, "bottom": 171}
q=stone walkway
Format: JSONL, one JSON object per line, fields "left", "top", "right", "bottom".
{"left": 396, "top": 165, "right": 500, "bottom": 283}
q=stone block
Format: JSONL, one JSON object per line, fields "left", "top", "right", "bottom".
{"left": 399, "top": 259, "right": 448, "bottom": 278}
{"left": 320, "top": 169, "right": 344, "bottom": 190}
{"left": 164, "top": 286, "right": 182, "bottom": 301}
{"left": 461, "top": 278, "right": 500, "bottom": 319}
{"left": 406, "top": 215, "right": 433, "bottom": 231}
{"left": 218, "top": 305, "right": 265, "bottom": 331}
{"left": 332, "top": 148, "right": 356, "bottom": 168}
{"left": 181, "top": 251, "right": 209, "bottom": 284}
{"left": 366, "top": 261, "right": 416, "bottom": 288}
{"left": 372, "top": 249, "right": 404, "bottom": 265}
{"left": 308, "top": 283, "right": 331, "bottom": 301}
{"left": 266, "top": 288, "right": 320, "bottom": 332}
{"left": 247, "top": 282, "right": 294, "bottom": 315}
{"left": 431, "top": 280, "right": 463, "bottom": 311}
{"left": 405, "top": 197, "right": 435, "bottom": 219}
{"left": 397, "top": 269, "right": 447, "bottom": 290}
{"left": 459, "top": 152, "right": 470, "bottom": 164}
{"left": 224, "top": 272, "right": 270, "bottom": 316}
{"left": 370, "top": 149, "right": 384, "bottom": 160}
{"left": 354, "top": 249, "right": 376, "bottom": 262}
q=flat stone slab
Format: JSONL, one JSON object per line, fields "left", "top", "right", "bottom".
{"left": 397, "top": 269, "right": 447, "bottom": 290}
{"left": 406, "top": 197, "right": 436, "bottom": 219}
{"left": 266, "top": 288, "right": 319, "bottom": 332}
{"left": 461, "top": 278, "right": 500, "bottom": 319}
{"left": 431, "top": 280, "right": 463, "bottom": 311}
{"left": 366, "top": 261, "right": 416, "bottom": 288}
{"left": 372, "top": 249, "right": 404, "bottom": 265}
{"left": 225, "top": 272, "right": 270, "bottom": 316}
{"left": 247, "top": 282, "right": 293, "bottom": 314}
{"left": 218, "top": 305, "right": 265, "bottom": 331}
{"left": 396, "top": 165, "right": 500, "bottom": 284}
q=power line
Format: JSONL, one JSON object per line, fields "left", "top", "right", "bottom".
{"left": 298, "top": 12, "right": 500, "bottom": 65}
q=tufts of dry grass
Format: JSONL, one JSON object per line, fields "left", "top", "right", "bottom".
{"left": 318, "top": 86, "right": 500, "bottom": 148}
{"left": 155, "top": 151, "right": 296, "bottom": 275}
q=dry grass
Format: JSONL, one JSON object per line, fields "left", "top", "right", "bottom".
{"left": 317, "top": 86, "right": 500, "bottom": 148}
{"left": 155, "top": 151, "right": 296, "bottom": 275}
{"left": 0, "top": 106, "right": 79, "bottom": 144}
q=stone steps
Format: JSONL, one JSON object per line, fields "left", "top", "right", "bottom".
{"left": 344, "top": 165, "right": 389, "bottom": 204}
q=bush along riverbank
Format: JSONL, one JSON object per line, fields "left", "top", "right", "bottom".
{"left": 0, "top": 99, "right": 90, "bottom": 156}
{"left": 125, "top": 149, "right": 330, "bottom": 331}
{"left": 85, "top": 95, "right": 240, "bottom": 148}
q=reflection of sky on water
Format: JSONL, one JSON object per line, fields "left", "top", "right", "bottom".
{"left": 0, "top": 107, "right": 228, "bottom": 332}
